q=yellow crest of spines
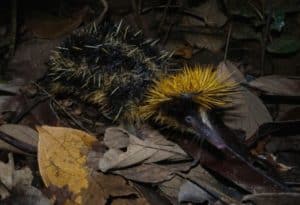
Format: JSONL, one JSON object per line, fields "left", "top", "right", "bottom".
{"left": 138, "top": 65, "right": 237, "bottom": 126}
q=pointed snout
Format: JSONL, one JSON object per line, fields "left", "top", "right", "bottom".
{"left": 184, "top": 111, "right": 227, "bottom": 149}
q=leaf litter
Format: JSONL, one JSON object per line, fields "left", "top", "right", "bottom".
{"left": 1, "top": 0, "right": 300, "bottom": 204}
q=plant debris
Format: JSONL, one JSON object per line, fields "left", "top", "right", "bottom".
{"left": 0, "top": 0, "right": 300, "bottom": 204}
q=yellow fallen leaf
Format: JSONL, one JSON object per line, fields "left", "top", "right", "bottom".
{"left": 37, "top": 126, "right": 97, "bottom": 204}
{"left": 37, "top": 126, "right": 147, "bottom": 205}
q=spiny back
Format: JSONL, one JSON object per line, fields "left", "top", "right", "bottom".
{"left": 43, "top": 21, "right": 173, "bottom": 121}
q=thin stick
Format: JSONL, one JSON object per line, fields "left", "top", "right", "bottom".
{"left": 95, "top": 0, "right": 108, "bottom": 25}
{"left": 8, "top": 0, "right": 17, "bottom": 57}
{"left": 138, "top": 0, "right": 143, "bottom": 14}
{"left": 0, "top": 131, "right": 37, "bottom": 154}
{"left": 261, "top": 0, "right": 272, "bottom": 76}
{"left": 11, "top": 96, "right": 49, "bottom": 124}
{"left": 224, "top": 23, "right": 232, "bottom": 62}
{"left": 159, "top": 0, "right": 172, "bottom": 32}
{"left": 34, "top": 83, "right": 90, "bottom": 133}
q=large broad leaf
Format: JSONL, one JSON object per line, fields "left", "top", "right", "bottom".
{"left": 267, "top": 38, "right": 300, "bottom": 54}
{"left": 248, "top": 75, "right": 300, "bottom": 96}
{"left": 99, "top": 127, "right": 189, "bottom": 173}
{"left": 217, "top": 61, "right": 272, "bottom": 139}
{"left": 37, "top": 126, "right": 148, "bottom": 205}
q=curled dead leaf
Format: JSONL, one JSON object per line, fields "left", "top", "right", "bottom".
{"left": 99, "top": 127, "right": 189, "bottom": 172}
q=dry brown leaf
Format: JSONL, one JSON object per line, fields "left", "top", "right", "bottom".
{"left": 0, "top": 83, "right": 20, "bottom": 94}
{"left": 178, "top": 181, "right": 214, "bottom": 204}
{"left": 99, "top": 127, "right": 189, "bottom": 172}
{"left": 174, "top": 45, "right": 194, "bottom": 59}
{"left": 82, "top": 172, "right": 142, "bottom": 205}
{"left": 217, "top": 61, "right": 246, "bottom": 83}
{"left": 111, "top": 198, "right": 149, "bottom": 205}
{"left": 0, "top": 153, "right": 33, "bottom": 200}
{"left": 113, "top": 162, "right": 192, "bottom": 183}
{"left": 185, "top": 34, "right": 225, "bottom": 53}
{"left": 25, "top": 7, "right": 90, "bottom": 39}
{"left": 104, "top": 127, "right": 129, "bottom": 149}
{"left": 0, "top": 124, "right": 38, "bottom": 154}
{"left": 223, "top": 89, "right": 272, "bottom": 139}
{"left": 38, "top": 126, "right": 146, "bottom": 205}
{"left": 7, "top": 39, "right": 60, "bottom": 82}
{"left": 159, "top": 175, "right": 185, "bottom": 204}
{"left": 248, "top": 75, "right": 300, "bottom": 96}
{"left": 188, "top": 0, "right": 228, "bottom": 27}
{"left": 164, "top": 40, "right": 194, "bottom": 59}
{"left": 242, "top": 193, "right": 300, "bottom": 205}
{"left": 159, "top": 165, "right": 239, "bottom": 205}
{"left": 3, "top": 185, "right": 52, "bottom": 205}
{"left": 217, "top": 61, "right": 272, "bottom": 139}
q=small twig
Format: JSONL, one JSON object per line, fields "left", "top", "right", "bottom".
{"left": 94, "top": 0, "right": 108, "bottom": 25}
{"left": 160, "top": 25, "right": 223, "bottom": 35}
{"left": 0, "top": 180, "right": 10, "bottom": 194}
{"left": 248, "top": 0, "right": 264, "bottom": 20}
{"left": 11, "top": 96, "right": 49, "bottom": 124}
{"left": 162, "top": 23, "right": 173, "bottom": 45}
{"left": 0, "top": 131, "right": 37, "bottom": 154}
{"left": 261, "top": 0, "right": 273, "bottom": 76}
{"left": 224, "top": 23, "right": 233, "bottom": 62}
{"left": 8, "top": 0, "right": 17, "bottom": 57}
{"left": 143, "top": 6, "right": 206, "bottom": 24}
{"left": 131, "top": 0, "right": 139, "bottom": 15}
{"left": 34, "top": 83, "right": 90, "bottom": 133}
{"left": 162, "top": 0, "right": 185, "bottom": 45}
{"left": 159, "top": 0, "right": 172, "bottom": 32}
{"left": 141, "top": 5, "right": 181, "bottom": 14}
{"left": 138, "top": 0, "right": 143, "bottom": 14}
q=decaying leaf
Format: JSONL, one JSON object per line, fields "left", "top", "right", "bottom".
{"left": 0, "top": 82, "right": 20, "bottom": 95}
{"left": 7, "top": 39, "right": 60, "bottom": 82}
{"left": 99, "top": 127, "right": 189, "bottom": 172}
{"left": 37, "top": 126, "right": 96, "bottom": 204}
{"left": 217, "top": 61, "right": 246, "bottom": 84}
{"left": 37, "top": 126, "right": 147, "bottom": 205}
{"left": 231, "top": 22, "right": 260, "bottom": 40}
{"left": 217, "top": 61, "right": 272, "bottom": 139}
{"left": 159, "top": 175, "right": 185, "bottom": 204}
{"left": 174, "top": 45, "right": 193, "bottom": 59}
{"left": 3, "top": 185, "right": 52, "bottom": 205}
{"left": 248, "top": 75, "right": 300, "bottom": 96}
{"left": 111, "top": 198, "right": 149, "bottom": 205}
{"left": 25, "top": 7, "right": 90, "bottom": 39}
{"left": 0, "top": 124, "right": 38, "bottom": 154}
{"left": 242, "top": 193, "right": 300, "bottom": 205}
{"left": 0, "top": 153, "right": 33, "bottom": 200}
{"left": 113, "top": 162, "right": 192, "bottom": 183}
{"left": 185, "top": 34, "right": 225, "bottom": 53}
{"left": 178, "top": 181, "right": 214, "bottom": 204}
{"left": 224, "top": 0, "right": 258, "bottom": 18}
{"left": 224, "top": 89, "right": 273, "bottom": 139}
{"left": 267, "top": 37, "right": 300, "bottom": 54}
{"left": 189, "top": 0, "right": 228, "bottom": 27}
{"left": 159, "top": 165, "right": 240, "bottom": 205}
